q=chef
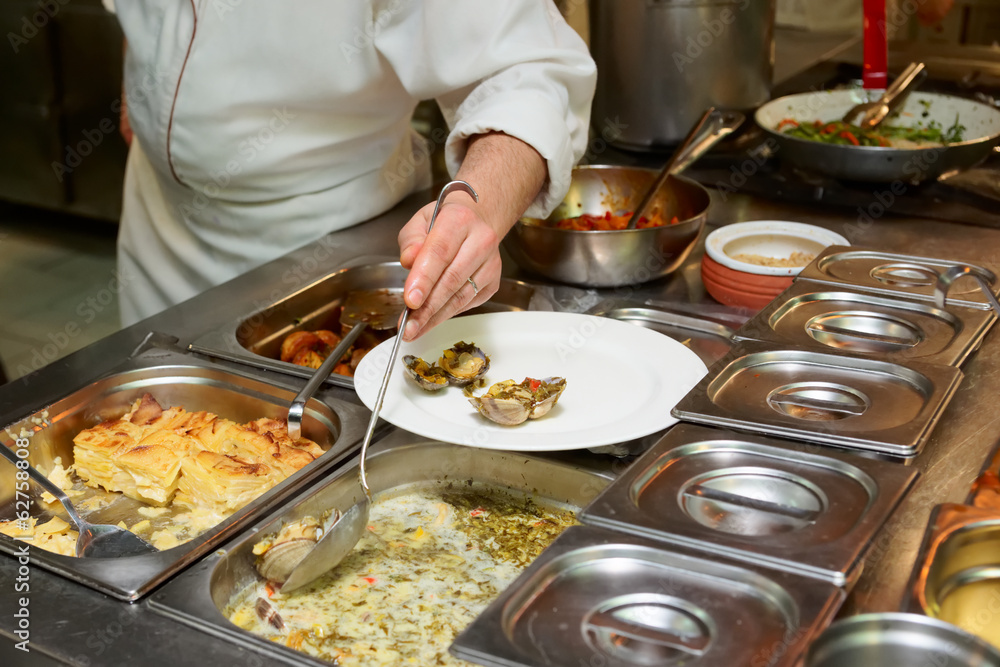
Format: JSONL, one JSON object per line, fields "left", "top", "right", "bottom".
{"left": 111, "top": 0, "right": 596, "bottom": 340}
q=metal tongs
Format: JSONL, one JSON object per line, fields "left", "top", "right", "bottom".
{"left": 934, "top": 263, "right": 1000, "bottom": 317}
{"left": 842, "top": 62, "right": 927, "bottom": 130}
{"left": 276, "top": 180, "right": 479, "bottom": 593}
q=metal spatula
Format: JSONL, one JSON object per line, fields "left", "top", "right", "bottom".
{"left": 276, "top": 180, "right": 479, "bottom": 593}
{"left": 286, "top": 289, "right": 405, "bottom": 441}
{"left": 0, "top": 445, "right": 157, "bottom": 558}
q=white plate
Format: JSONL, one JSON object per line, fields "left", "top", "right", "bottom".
{"left": 353, "top": 311, "right": 708, "bottom": 451}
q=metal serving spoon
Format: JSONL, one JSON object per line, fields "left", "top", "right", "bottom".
{"left": 277, "top": 179, "right": 479, "bottom": 593}
{"left": 0, "top": 444, "right": 157, "bottom": 558}
{"left": 287, "top": 289, "right": 405, "bottom": 441}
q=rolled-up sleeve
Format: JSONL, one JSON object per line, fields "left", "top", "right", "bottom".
{"left": 374, "top": 0, "right": 596, "bottom": 218}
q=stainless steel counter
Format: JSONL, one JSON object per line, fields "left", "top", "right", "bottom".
{"left": 4, "top": 183, "right": 1000, "bottom": 666}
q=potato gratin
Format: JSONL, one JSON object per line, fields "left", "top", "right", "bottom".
{"left": 0, "top": 393, "right": 324, "bottom": 554}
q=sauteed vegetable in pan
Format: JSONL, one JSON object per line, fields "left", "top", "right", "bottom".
{"left": 776, "top": 115, "right": 966, "bottom": 147}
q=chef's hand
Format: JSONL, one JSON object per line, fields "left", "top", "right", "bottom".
{"left": 398, "top": 131, "right": 547, "bottom": 341}
{"left": 398, "top": 194, "right": 501, "bottom": 341}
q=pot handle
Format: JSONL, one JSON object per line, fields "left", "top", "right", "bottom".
{"left": 668, "top": 109, "right": 745, "bottom": 176}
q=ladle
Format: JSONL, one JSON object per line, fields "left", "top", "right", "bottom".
{"left": 275, "top": 180, "right": 479, "bottom": 593}
{"left": 625, "top": 108, "right": 743, "bottom": 230}
{"left": 0, "top": 445, "right": 157, "bottom": 558}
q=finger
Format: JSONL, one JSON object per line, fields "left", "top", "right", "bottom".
{"left": 403, "top": 206, "right": 481, "bottom": 310}
{"left": 404, "top": 224, "right": 500, "bottom": 337}
{"left": 397, "top": 204, "right": 434, "bottom": 270}
{"left": 404, "top": 256, "right": 501, "bottom": 341}
{"left": 404, "top": 276, "right": 489, "bottom": 341}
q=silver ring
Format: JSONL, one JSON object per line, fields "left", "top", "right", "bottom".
{"left": 467, "top": 277, "right": 479, "bottom": 295}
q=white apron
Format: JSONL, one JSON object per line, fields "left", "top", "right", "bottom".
{"left": 113, "top": 0, "right": 596, "bottom": 324}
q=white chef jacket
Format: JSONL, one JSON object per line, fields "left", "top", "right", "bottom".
{"left": 112, "top": 0, "right": 596, "bottom": 325}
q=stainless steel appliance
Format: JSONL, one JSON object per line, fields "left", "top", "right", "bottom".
{"left": 589, "top": 0, "right": 775, "bottom": 148}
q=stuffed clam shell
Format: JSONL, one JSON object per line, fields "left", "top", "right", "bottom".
{"left": 402, "top": 355, "right": 450, "bottom": 391}
{"left": 402, "top": 342, "right": 490, "bottom": 391}
{"left": 468, "top": 377, "right": 566, "bottom": 426}
{"left": 438, "top": 341, "right": 490, "bottom": 387}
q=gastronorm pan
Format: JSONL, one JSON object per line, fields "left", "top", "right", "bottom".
{"left": 734, "top": 281, "right": 996, "bottom": 367}
{"left": 451, "top": 525, "right": 844, "bottom": 667}
{"left": 588, "top": 305, "right": 736, "bottom": 366}
{"left": 147, "top": 430, "right": 613, "bottom": 666}
{"left": 906, "top": 503, "right": 1000, "bottom": 652}
{"left": 805, "top": 612, "right": 1000, "bottom": 667}
{"left": 797, "top": 246, "right": 1000, "bottom": 311}
{"left": 672, "top": 341, "right": 963, "bottom": 458}
{"left": 580, "top": 423, "right": 918, "bottom": 586}
{"left": 0, "top": 348, "right": 368, "bottom": 601}
{"left": 189, "top": 260, "right": 538, "bottom": 389}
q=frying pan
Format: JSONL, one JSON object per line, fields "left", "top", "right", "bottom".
{"left": 755, "top": 89, "right": 1000, "bottom": 183}
{"left": 503, "top": 111, "right": 743, "bottom": 288}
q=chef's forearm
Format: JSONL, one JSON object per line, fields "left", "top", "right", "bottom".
{"left": 452, "top": 131, "right": 547, "bottom": 236}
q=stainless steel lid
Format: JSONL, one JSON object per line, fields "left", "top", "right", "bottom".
{"left": 805, "top": 613, "right": 1000, "bottom": 667}
{"left": 451, "top": 525, "right": 844, "bottom": 667}
{"left": 671, "top": 341, "right": 964, "bottom": 458}
{"left": 589, "top": 306, "right": 736, "bottom": 366}
{"left": 797, "top": 246, "right": 1000, "bottom": 311}
{"left": 734, "top": 281, "right": 996, "bottom": 367}
{"left": 580, "top": 423, "right": 918, "bottom": 586}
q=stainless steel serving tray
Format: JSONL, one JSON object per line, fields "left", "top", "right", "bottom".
{"left": 588, "top": 305, "right": 736, "bottom": 366}
{"left": 580, "top": 423, "right": 918, "bottom": 586}
{"left": 734, "top": 281, "right": 996, "bottom": 367}
{"left": 451, "top": 524, "right": 845, "bottom": 667}
{"left": 797, "top": 246, "right": 1000, "bottom": 311}
{"left": 0, "top": 348, "right": 368, "bottom": 601}
{"left": 189, "top": 260, "right": 538, "bottom": 389}
{"left": 147, "top": 430, "right": 613, "bottom": 666}
{"left": 672, "top": 341, "right": 964, "bottom": 458}
{"left": 905, "top": 503, "right": 1000, "bottom": 620}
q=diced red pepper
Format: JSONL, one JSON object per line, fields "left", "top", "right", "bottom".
{"left": 470, "top": 508, "right": 485, "bottom": 517}
{"left": 839, "top": 131, "right": 860, "bottom": 146}
{"left": 362, "top": 576, "right": 376, "bottom": 585}
{"left": 528, "top": 378, "right": 541, "bottom": 392}
{"left": 776, "top": 118, "right": 799, "bottom": 130}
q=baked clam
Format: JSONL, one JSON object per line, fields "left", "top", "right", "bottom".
{"left": 438, "top": 341, "right": 490, "bottom": 387}
{"left": 402, "top": 341, "right": 490, "bottom": 391}
{"left": 468, "top": 377, "right": 567, "bottom": 426}
{"left": 402, "top": 355, "right": 449, "bottom": 391}
{"left": 253, "top": 515, "right": 328, "bottom": 583}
